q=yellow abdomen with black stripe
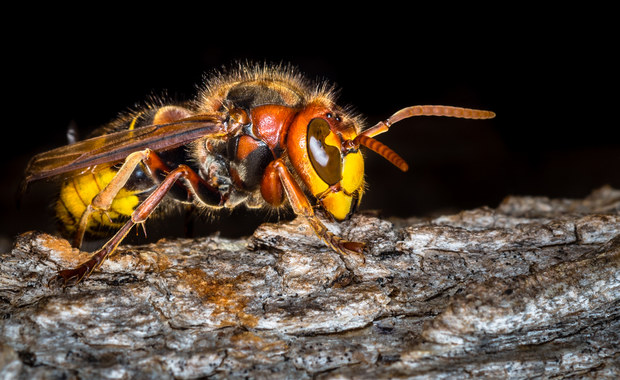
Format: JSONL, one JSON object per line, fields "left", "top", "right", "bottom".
{"left": 55, "top": 167, "right": 141, "bottom": 237}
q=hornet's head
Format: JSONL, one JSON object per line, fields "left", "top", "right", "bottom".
{"left": 286, "top": 104, "right": 368, "bottom": 221}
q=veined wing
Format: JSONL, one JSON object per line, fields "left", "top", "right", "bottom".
{"left": 23, "top": 115, "right": 226, "bottom": 184}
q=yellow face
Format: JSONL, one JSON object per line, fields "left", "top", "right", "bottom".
{"left": 317, "top": 150, "right": 364, "bottom": 220}
{"left": 287, "top": 106, "right": 365, "bottom": 221}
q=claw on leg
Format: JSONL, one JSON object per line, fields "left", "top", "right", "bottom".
{"left": 338, "top": 240, "right": 366, "bottom": 259}
{"left": 317, "top": 222, "right": 366, "bottom": 265}
{"left": 49, "top": 257, "right": 100, "bottom": 287}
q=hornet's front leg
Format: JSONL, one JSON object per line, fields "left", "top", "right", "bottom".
{"left": 268, "top": 159, "right": 366, "bottom": 265}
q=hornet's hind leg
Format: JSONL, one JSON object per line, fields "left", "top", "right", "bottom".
{"left": 50, "top": 150, "right": 221, "bottom": 286}
{"left": 69, "top": 105, "right": 195, "bottom": 248}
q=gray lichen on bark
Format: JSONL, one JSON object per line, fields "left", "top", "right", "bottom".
{"left": 1, "top": 186, "right": 619, "bottom": 379}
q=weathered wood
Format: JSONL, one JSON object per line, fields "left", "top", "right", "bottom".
{"left": 1, "top": 186, "right": 619, "bottom": 379}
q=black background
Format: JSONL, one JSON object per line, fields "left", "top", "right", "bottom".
{"left": 2, "top": 10, "right": 617, "bottom": 247}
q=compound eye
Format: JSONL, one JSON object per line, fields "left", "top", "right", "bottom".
{"left": 307, "top": 118, "right": 342, "bottom": 185}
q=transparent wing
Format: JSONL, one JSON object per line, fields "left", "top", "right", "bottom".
{"left": 23, "top": 114, "right": 226, "bottom": 184}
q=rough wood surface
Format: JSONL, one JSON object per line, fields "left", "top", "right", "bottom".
{"left": 1, "top": 186, "right": 620, "bottom": 379}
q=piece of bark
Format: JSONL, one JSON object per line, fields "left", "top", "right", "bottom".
{"left": 1, "top": 186, "right": 619, "bottom": 379}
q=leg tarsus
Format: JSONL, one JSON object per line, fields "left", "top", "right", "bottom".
{"left": 49, "top": 261, "right": 95, "bottom": 287}
{"left": 307, "top": 217, "right": 366, "bottom": 265}
{"left": 48, "top": 248, "right": 108, "bottom": 287}
{"left": 334, "top": 239, "right": 366, "bottom": 263}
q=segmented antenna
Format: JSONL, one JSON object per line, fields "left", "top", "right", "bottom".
{"left": 361, "top": 105, "right": 495, "bottom": 138}
{"left": 355, "top": 135, "right": 408, "bottom": 172}
{"left": 355, "top": 105, "right": 495, "bottom": 170}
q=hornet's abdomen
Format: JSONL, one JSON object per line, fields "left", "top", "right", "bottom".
{"left": 55, "top": 167, "right": 141, "bottom": 237}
